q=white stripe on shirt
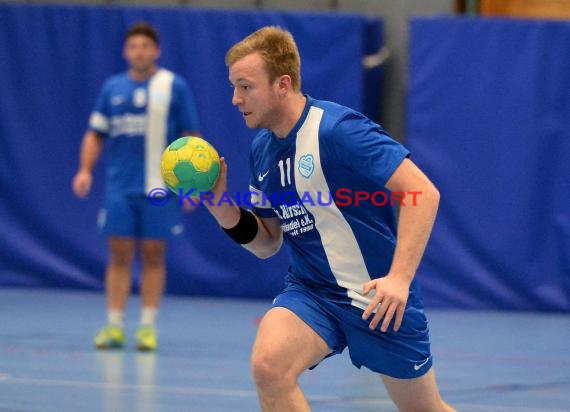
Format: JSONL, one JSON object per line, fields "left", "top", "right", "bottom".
{"left": 294, "top": 106, "right": 372, "bottom": 310}
{"left": 145, "top": 69, "right": 174, "bottom": 194}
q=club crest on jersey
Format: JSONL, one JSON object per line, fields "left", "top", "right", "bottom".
{"left": 298, "top": 154, "right": 314, "bottom": 178}
{"left": 133, "top": 88, "right": 147, "bottom": 107}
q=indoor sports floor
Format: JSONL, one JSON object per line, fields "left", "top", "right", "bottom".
{"left": 0, "top": 288, "right": 569, "bottom": 412}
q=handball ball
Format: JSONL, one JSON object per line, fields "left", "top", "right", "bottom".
{"left": 161, "top": 136, "right": 220, "bottom": 194}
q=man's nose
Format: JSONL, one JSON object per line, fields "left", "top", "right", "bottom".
{"left": 232, "top": 88, "right": 242, "bottom": 106}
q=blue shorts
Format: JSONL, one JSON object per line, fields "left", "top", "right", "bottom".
{"left": 98, "top": 194, "right": 182, "bottom": 239}
{"left": 272, "top": 282, "right": 433, "bottom": 379}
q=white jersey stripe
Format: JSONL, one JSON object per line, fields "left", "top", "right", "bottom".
{"left": 294, "top": 106, "right": 373, "bottom": 310}
{"left": 89, "top": 112, "right": 109, "bottom": 133}
{"left": 145, "top": 69, "right": 174, "bottom": 194}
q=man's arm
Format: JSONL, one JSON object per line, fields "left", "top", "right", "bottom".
{"left": 362, "top": 158, "right": 440, "bottom": 331}
{"left": 204, "top": 158, "right": 283, "bottom": 259}
{"left": 71, "top": 130, "right": 104, "bottom": 198}
{"left": 384, "top": 158, "right": 440, "bottom": 280}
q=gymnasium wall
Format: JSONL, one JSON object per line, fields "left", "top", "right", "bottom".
{"left": 407, "top": 17, "right": 570, "bottom": 311}
{"left": 0, "top": 4, "right": 382, "bottom": 299}
{"left": 1, "top": 5, "right": 568, "bottom": 312}
{"left": 1, "top": 0, "right": 458, "bottom": 145}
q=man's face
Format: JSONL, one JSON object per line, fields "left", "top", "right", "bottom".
{"left": 229, "top": 53, "right": 281, "bottom": 130}
{"left": 124, "top": 34, "right": 160, "bottom": 73}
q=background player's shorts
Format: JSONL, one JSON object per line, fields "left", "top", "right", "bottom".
{"left": 272, "top": 281, "right": 432, "bottom": 379}
{"left": 98, "top": 194, "right": 182, "bottom": 238}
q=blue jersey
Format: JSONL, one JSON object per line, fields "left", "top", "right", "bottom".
{"left": 89, "top": 69, "right": 200, "bottom": 197}
{"left": 249, "top": 96, "right": 412, "bottom": 310}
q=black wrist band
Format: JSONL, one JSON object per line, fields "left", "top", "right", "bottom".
{"left": 222, "top": 207, "right": 259, "bottom": 244}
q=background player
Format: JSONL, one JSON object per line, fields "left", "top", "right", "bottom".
{"left": 72, "top": 22, "right": 200, "bottom": 351}
{"left": 203, "top": 26, "right": 455, "bottom": 411}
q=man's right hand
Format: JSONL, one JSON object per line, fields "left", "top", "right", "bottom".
{"left": 72, "top": 170, "right": 93, "bottom": 198}
{"left": 210, "top": 156, "right": 229, "bottom": 201}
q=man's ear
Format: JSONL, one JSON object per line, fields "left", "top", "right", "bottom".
{"left": 277, "top": 75, "right": 292, "bottom": 96}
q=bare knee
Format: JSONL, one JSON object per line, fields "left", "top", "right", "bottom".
{"left": 251, "top": 348, "right": 296, "bottom": 394}
{"left": 109, "top": 251, "right": 132, "bottom": 267}
{"left": 250, "top": 307, "right": 332, "bottom": 402}
{"left": 140, "top": 240, "right": 165, "bottom": 268}
{"left": 108, "top": 238, "right": 135, "bottom": 267}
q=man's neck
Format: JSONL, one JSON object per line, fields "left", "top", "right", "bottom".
{"left": 273, "top": 93, "right": 307, "bottom": 139}
{"left": 128, "top": 66, "right": 158, "bottom": 82}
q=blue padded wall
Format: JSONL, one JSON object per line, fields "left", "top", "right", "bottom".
{"left": 0, "top": 4, "right": 382, "bottom": 299}
{"left": 408, "top": 17, "right": 570, "bottom": 311}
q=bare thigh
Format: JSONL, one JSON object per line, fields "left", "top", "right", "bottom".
{"left": 140, "top": 239, "right": 166, "bottom": 267}
{"left": 252, "top": 307, "right": 332, "bottom": 377}
{"left": 107, "top": 236, "right": 135, "bottom": 266}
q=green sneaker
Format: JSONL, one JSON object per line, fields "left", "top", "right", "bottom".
{"left": 136, "top": 326, "right": 157, "bottom": 351}
{"left": 94, "top": 325, "right": 125, "bottom": 349}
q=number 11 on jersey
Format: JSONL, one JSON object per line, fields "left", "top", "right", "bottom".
{"left": 278, "top": 158, "right": 291, "bottom": 187}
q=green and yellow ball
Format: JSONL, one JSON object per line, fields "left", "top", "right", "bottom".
{"left": 161, "top": 136, "right": 220, "bottom": 194}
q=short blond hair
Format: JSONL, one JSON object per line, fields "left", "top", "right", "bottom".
{"left": 226, "top": 26, "right": 301, "bottom": 91}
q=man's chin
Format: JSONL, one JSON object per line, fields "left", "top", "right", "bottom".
{"left": 244, "top": 117, "right": 258, "bottom": 129}
{"left": 132, "top": 64, "right": 154, "bottom": 73}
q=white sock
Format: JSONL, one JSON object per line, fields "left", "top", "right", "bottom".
{"left": 140, "top": 307, "right": 158, "bottom": 327}
{"left": 108, "top": 310, "right": 124, "bottom": 329}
